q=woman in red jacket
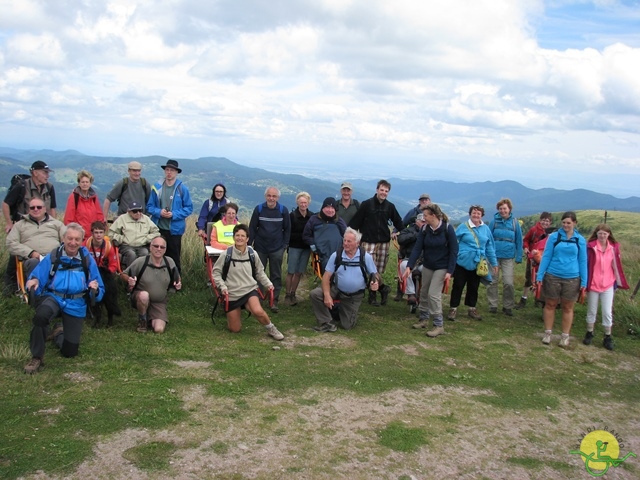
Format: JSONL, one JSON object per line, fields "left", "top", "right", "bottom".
{"left": 64, "top": 170, "right": 105, "bottom": 240}
{"left": 584, "top": 224, "right": 629, "bottom": 350}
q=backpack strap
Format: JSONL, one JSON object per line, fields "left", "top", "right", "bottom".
{"left": 131, "top": 255, "right": 151, "bottom": 293}
{"left": 46, "top": 245, "right": 91, "bottom": 291}
{"left": 222, "top": 246, "right": 257, "bottom": 281}
{"left": 332, "top": 246, "right": 369, "bottom": 289}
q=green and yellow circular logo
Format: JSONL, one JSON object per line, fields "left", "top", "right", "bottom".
{"left": 570, "top": 428, "right": 636, "bottom": 477}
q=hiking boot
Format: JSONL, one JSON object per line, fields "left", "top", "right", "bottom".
{"left": 447, "top": 308, "right": 457, "bottom": 321}
{"left": 468, "top": 308, "right": 482, "bottom": 321}
{"left": 136, "top": 317, "right": 148, "bottom": 333}
{"left": 283, "top": 293, "right": 292, "bottom": 306}
{"left": 583, "top": 331, "right": 594, "bottom": 346}
{"left": 412, "top": 319, "right": 429, "bottom": 329}
{"left": 502, "top": 308, "right": 513, "bottom": 317}
{"left": 289, "top": 293, "right": 298, "bottom": 307}
{"left": 489, "top": 307, "right": 498, "bottom": 314}
{"left": 270, "top": 301, "right": 279, "bottom": 314}
{"left": 426, "top": 326, "right": 444, "bottom": 337}
{"left": 542, "top": 332, "right": 551, "bottom": 345}
{"left": 24, "top": 357, "right": 43, "bottom": 374}
{"left": 380, "top": 285, "right": 391, "bottom": 306}
{"left": 47, "top": 324, "right": 64, "bottom": 342}
{"left": 313, "top": 322, "right": 337, "bottom": 333}
{"left": 514, "top": 297, "right": 527, "bottom": 310}
{"left": 558, "top": 335, "right": 570, "bottom": 348}
{"left": 407, "top": 294, "right": 417, "bottom": 306}
{"left": 266, "top": 324, "right": 284, "bottom": 340}
{"left": 368, "top": 291, "right": 380, "bottom": 307}
{"left": 394, "top": 283, "right": 404, "bottom": 302}
{"left": 603, "top": 335, "right": 614, "bottom": 351}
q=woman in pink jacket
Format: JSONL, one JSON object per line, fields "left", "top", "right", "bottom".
{"left": 583, "top": 224, "right": 629, "bottom": 350}
{"left": 63, "top": 170, "right": 105, "bottom": 240}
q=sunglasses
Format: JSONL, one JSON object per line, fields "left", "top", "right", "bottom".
{"left": 130, "top": 209, "right": 142, "bottom": 214}
{"left": 150, "top": 244, "right": 166, "bottom": 249}
{"left": 29, "top": 205, "right": 44, "bottom": 210}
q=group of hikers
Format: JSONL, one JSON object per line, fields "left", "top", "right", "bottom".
{"left": 2, "top": 161, "right": 629, "bottom": 375}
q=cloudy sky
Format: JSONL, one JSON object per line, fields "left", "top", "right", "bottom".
{"left": 1, "top": 0, "right": 639, "bottom": 196}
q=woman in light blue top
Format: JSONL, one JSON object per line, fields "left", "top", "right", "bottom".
{"left": 448, "top": 205, "right": 497, "bottom": 321}
{"left": 536, "top": 211, "right": 587, "bottom": 348}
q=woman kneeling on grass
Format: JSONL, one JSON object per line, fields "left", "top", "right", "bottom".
{"left": 536, "top": 211, "right": 587, "bottom": 348}
{"left": 583, "top": 224, "right": 629, "bottom": 350}
{"left": 212, "top": 224, "right": 284, "bottom": 341}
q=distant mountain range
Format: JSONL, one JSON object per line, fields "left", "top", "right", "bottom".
{"left": 1, "top": 147, "right": 638, "bottom": 222}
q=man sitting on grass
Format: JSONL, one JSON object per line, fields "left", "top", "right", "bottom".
{"left": 212, "top": 224, "right": 285, "bottom": 341}
{"left": 310, "top": 227, "right": 379, "bottom": 332}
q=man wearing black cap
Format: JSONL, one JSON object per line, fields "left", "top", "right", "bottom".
{"left": 147, "top": 160, "right": 193, "bottom": 274}
{"left": 3, "top": 161, "right": 57, "bottom": 294}
{"left": 108, "top": 201, "right": 161, "bottom": 269}
{"left": 303, "top": 197, "right": 347, "bottom": 273}
{"left": 3, "top": 161, "right": 57, "bottom": 234}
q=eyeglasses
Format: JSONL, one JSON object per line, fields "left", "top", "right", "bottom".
{"left": 130, "top": 209, "right": 142, "bottom": 214}
{"left": 29, "top": 205, "right": 44, "bottom": 210}
{"left": 150, "top": 244, "right": 166, "bottom": 249}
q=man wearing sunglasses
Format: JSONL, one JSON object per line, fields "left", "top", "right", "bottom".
{"left": 108, "top": 201, "right": 160, "bottom": 269}
{"left": 121, "top": 237, "right": 182, "bottom": 333}
{"left": 6, "top": 198, "right": 64, "bottom": 277}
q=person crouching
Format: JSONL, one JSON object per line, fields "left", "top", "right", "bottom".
{"left": 212, "top": 224, "right": 284, "bottom": 341}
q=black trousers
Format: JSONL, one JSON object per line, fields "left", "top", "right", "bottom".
{"left": 159, "top": 229, "right": 182, "bottom": 273}
{"left": 30, "top": 296, "right": 84, "bottom": 359}
{"left": 449, "top": 264, "right": 482, "bottom": 308}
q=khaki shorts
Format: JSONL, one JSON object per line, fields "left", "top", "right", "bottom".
{"left": 542, "top": 273, "right": 580, "bottom": 302}
{"left": 131, "top": 291, "right": 169, "bottom": 322}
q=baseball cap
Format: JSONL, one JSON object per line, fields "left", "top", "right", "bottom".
{"left": 419, "top": 193, "right": 431, "bottom": 201}
{"left": 128, "top": 201, "right": 143, "bottom": 211}
{"left": 340, "top": 182, "right": 353, "bottom": 190}
{"left": 30, "top": 161, "right": 53, "bottom": 172}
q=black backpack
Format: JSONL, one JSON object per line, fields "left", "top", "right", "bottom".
{"left": 131, "top": 255, "right": 178, "bottom": 293}
{"left": 332, "top": 246, "right": 370, "bottom": 288}
{"left": 119, "top": 177, "right": 150, "bottom": 206}
{"left": 8, "top": 174, "right": 31, "bottom": 221}
{"left": 221, "top": 246, "right": 257, "bottom": 281}
{"left": 46, "top": 245, "right": 92, "bottom": 291}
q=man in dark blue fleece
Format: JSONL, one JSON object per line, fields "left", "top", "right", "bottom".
{"left": 249, "top": 187, "right": 291, "bottom": 312}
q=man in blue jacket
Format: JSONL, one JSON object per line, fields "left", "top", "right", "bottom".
{"left": 23, "top": 223, "right": 105, "bottom": 374}
{"left": 249, "top": 187, "right": 291, "bottom": 312}
{"left": 487, "top": 198, "right": 523, "bottom": 316}
{"left": 147, "top": 160, "right": 193, "bottom": 274}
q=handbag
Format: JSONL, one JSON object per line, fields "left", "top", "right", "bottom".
{"left": 466, "top": 224, "right": 490, "bottom": 277}
{"left": 476, "top": 257, "right": 489, "bottom": 277}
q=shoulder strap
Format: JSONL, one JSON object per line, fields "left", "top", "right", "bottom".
{"left": 74, "top": 191, "right": 80, "bottom": 210}
{"left": 466, "top": 223, "right": 481, "bottom": 247}
{"left": 120, "top": 177, "right": 129, "bottom": 197}
{"left": 47, "top": 246, "right": 91, "bottom": 290}
{"left": 141, "top": 178, "right": 150, "bottom": 204}
{"left": 131, "top": 255, "right": 151, "bottom": 293}
{"left": 222, "top": 246, "right": 257, "bottom": 281}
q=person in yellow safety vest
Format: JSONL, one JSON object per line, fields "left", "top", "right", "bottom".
{"left": 210, "top": 203, "right": 239, "bottom": 250}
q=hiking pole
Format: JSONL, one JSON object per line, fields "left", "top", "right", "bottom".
{"left": 631, "top": 278, "right": 640, "bottom": 300}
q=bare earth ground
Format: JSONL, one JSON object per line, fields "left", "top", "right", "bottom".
{"left": 24, "top": 334, "right": 640, "bottom": 480}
